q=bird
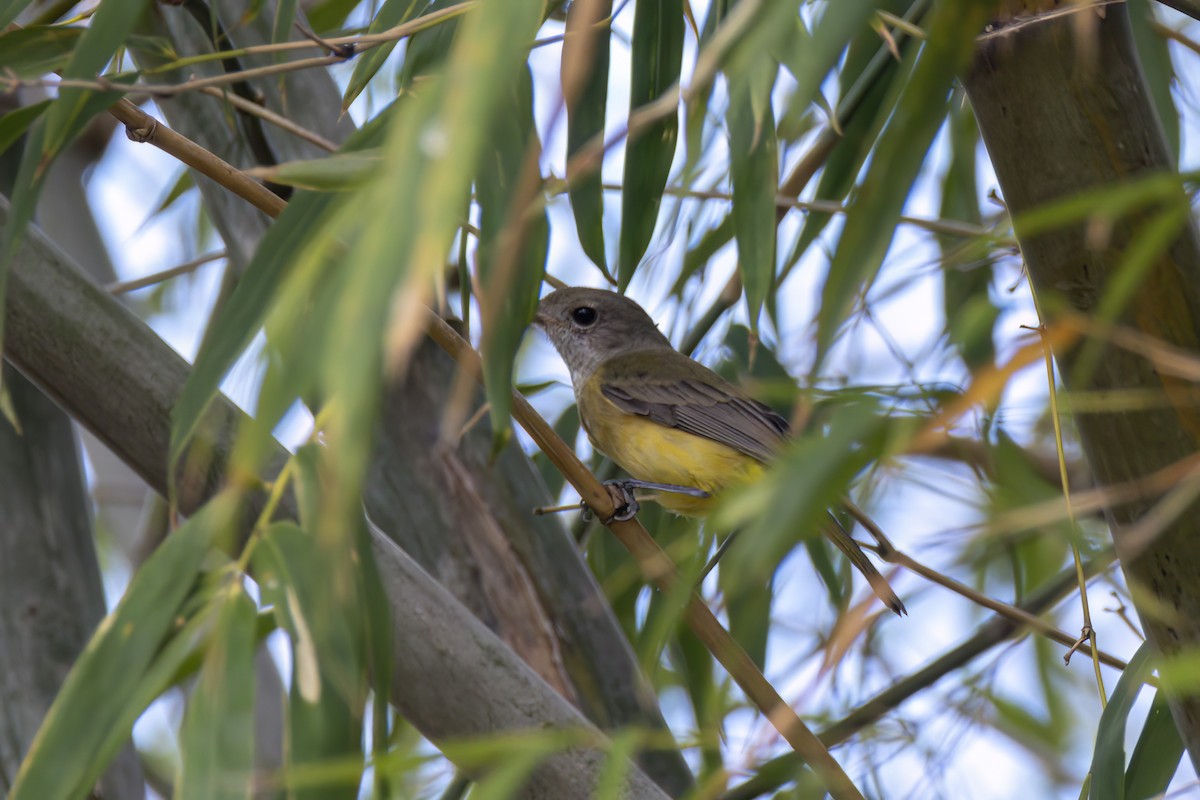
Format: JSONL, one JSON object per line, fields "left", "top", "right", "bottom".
{"left": 534, "top": 286, "right": 904, "bottom": 615}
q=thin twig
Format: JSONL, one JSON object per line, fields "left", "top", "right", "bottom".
{"left": 1028, "top": 322, "right": 1107, "bottom": 705}
{"left": 107, "top": 250, "right": 228, "bottom": 294}
{"left": 596, "top": 182, "right": 998, "bottom": 240}
{"left": 140, "top": 3, "right": 475, "bottom": 73}
{"left": 107, "top": 100, "right": 286, "bottom": 218}
{"left": 197, "top": 87, "right": 338, "bottom": 152}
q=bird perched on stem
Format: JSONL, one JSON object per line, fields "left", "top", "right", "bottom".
{"left": 535, "top": 286, "right": 904, "bottom": 616}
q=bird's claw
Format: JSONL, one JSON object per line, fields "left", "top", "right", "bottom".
{"left": 602, "top": 480, "right": 640, "bottom": 523}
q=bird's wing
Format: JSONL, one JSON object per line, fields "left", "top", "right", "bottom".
{"left": 600, "top": 373, "right": 789, "bottom": 463}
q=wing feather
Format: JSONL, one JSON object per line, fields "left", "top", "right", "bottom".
{"left": 601, "top": 375, "right": 788, "bottom": 463}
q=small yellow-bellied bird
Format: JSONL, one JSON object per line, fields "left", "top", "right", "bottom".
{"left": 535, "top": 286, "right": 904, "bottom": 615}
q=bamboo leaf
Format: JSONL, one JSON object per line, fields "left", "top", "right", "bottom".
{"left": 817, "top": 0, "right": 995, "bottom": 362}
{"left": 169, "top": 111, "right": 394, "bottom": 467}
{"left": 9, "top": 496, "right": 231, "bottom": 800}
{"left": 1124, "top": 690, "right": 1184, "bottom": 800}
{"left": 1089, "top": 641, "right": 1157, "bottom": 800}
{"left": 251, "top": 152, "right": 383, "bottom": 191}
{"left": 0, "top": 0, "right": 34, "bottom": 29}
{"left": 476, "top": 65, "right": 549, "bottom": 447}
{"left": 727, "top": 74, "right": 778, "bottom": 328}
{"left": 177, "top": 586, "right": 258, "bottom": 800}
{"left": 253, "top": 522, "right": 368, "bottom": 798}
{"left": 0, "top": 25, "right": 83, "bottom": 77}
{"left": 563, "top": 0, "right": 612, "bottom": 278}
{"left": 0, "top": 99, "right": 50, "bottom": 158}
{"left": 1127, "top": 0, "right": 1179, "bottom": 163}
{"left": 618, "top": 0, "right": 684, "bottom": 290}
{"left": 939, "top": 90, "right": 996, "bottom": 370}
{"left": 342, "top": 0, "right": 422, "bottom": 110}
{"left": 43, "top": 0, "right": 146, "bottom": 157}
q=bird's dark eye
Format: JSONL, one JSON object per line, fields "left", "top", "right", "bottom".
{"left": 571, "top": 306, "right": 598, "bottom": 327}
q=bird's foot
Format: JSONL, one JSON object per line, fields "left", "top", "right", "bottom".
{"left": 585, "top": 480, "right": 711, "bottom": 525}
{"left": 601, "top": 480, "right": 640, "bottom": 523}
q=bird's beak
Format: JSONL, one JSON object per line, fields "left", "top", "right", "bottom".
{"left": 533, "top": 310, "right": 553, "bottom": 329}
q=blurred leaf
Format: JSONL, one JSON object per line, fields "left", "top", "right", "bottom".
{"left": 43, "top": 0, "right": 145, "bottom": 158}
{"left": 170, "top": 111, "right": 394, "bottom": 467}
{"left": 252, "top": 152, "right": 383, "bottom": 191}
{"left": 1124, "top": 690, "right": 1184, "bottom": 800}
{"left": 306, "top": 0, "right": 361, "bottom": 32}
{"left": 1088, "top": 641, "right": 1157, "bottom": 800}
{"left": 719, "top": 555, "right": 772, "bottom": 668}
{"left": 0, "top": 25, "right": 82, "bottom": 77}
{"left": 563, "top": 0, "right": 612, "bottom": 278}
{"left": 779, "top": 1, "right": 921, "bottom": 309}
{"left": 396, "top": 0, "right": 463, "bottom": 90}
{"left": 9, "top": 496, "right": 231, "bottom": 800}
{"left": 0, "top": 99, "right": 50, "bottom": 158}
{"left": 177, "top": 586, "right": 258, "bottom": 800}
{"left": 774, "top": 0, "right": 874, "bottom": 138}
{"left": 0, "top": 0, "right": 35, "bottom": 28}
{"left": 271, "top": 0, "right": 300, "bottom": 60}
{"left": 476, "top": 65, "right": 549, "bottom": 448}
{"left": 535, "top": 402, "right": 580, "bottom": 497}
{"left": 156, "top": 168, "right": 195, "bottom": 213}
{"left": 342, "top": 0, "right": 422, "bottom": 110}
{"left": 1127, "top": 0, "right": 1178, "bottom": 163}
{"left": 939, "top": 90, "right": 996, "bottom": 370}
{"left": 715, "top": 397, "right": 887, "bottom": 590}
{"left": 254, "top": 522, "right": 368, "bottom": 798}
{"left": 672, "top": 627, "right": 724, "bottom": 778}
{"left": 817, "top": 0, "right": 995, "bottom": 362}
{"left": 672, "top": 214, "right": 733, "bottom": 297}
{"left": 618, "top": 0, "right": 684, "bottom": 289}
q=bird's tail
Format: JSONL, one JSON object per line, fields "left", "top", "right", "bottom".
{"left": 821, "top": 513, "right": 906, "bottom": 616}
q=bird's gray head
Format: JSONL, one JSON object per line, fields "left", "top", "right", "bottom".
{"left": 534, "top": 287, "right": 672, "bottom": 384}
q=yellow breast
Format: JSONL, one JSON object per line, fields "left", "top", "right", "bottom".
{"left": 577, "top": 375, "right": 764, "bottom": 516}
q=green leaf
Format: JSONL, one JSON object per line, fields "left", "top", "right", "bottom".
{"left": 169, "top": 112, "right": 395, "bottom": 467}
{"left": 305, "top": 0, "right": 361, "bottom": 32}
{"left": 672, "top": 214, "right": 734, "bottom": 298}
{"left": 253, "top": 151, "right": 383, "bottom": 191}
{"left": 9, "top": 496, "right": 230, "bottom": 800}
{"left": 1124, "top": 690, "right": 1184, "bottom": 800}
{"left": 177, "top": 586, "right": 258, "bottom": 800}
{"left": 1127, "top": 0, "right": 1178, "bottom": 163}
{"left": 342, "top": 0, "right": 423, "bottom": 109}
{"left": 253, "top": 522, "right": 368, "bottom": 799}
{"left": 396, "top": 0, "right": 463, "bottom": 90}
{"left": 1088, "top": 641, "right": 1157, "bottom": 800}
{"left": 271, "top": 0, "right": 300, "bottom": 60}
{"left": 774, "top": 0, "right": 874, "bottom": 138}
{"left": 0, "top": 25, "right": 83, "bottom": 78}
{"left": 319, "top": 0, "right": 545, "bottom": 524}
{"left": 534, "top": 402, "right": 580, "bottom": 498}
{"left": 0, "top": 0, "right": 35, "bottom": 29}
{"left": 817, "top": 0, "right": 996, "bottom": 362}
{"left": 563, "top": 0, "right": 612, "bottom": 278}
{"left": 719, "top": 556, "right": 772, "bottom": 669}
{"left": 781, "top": 2, "right": 913, "bottom": 276}
{"left": 0, "top": 100, "right": 51, "bottom": 158}
{"left": 618, "top": 0, "right": 684, "bottom": 290}
{"left": 939, "top": 89, "right": 996, "bottom": 371}
{"left": 43, "top": 0, "right": 147, "bottom": 157}
{"left": 476, "top": 65, "right": 549, "bottom": 448}
{"left": 714, "top": 397, "right": 887, "bottom": 584}
{"left": 727, "top": 75, "right": 778, "bottom": 328}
